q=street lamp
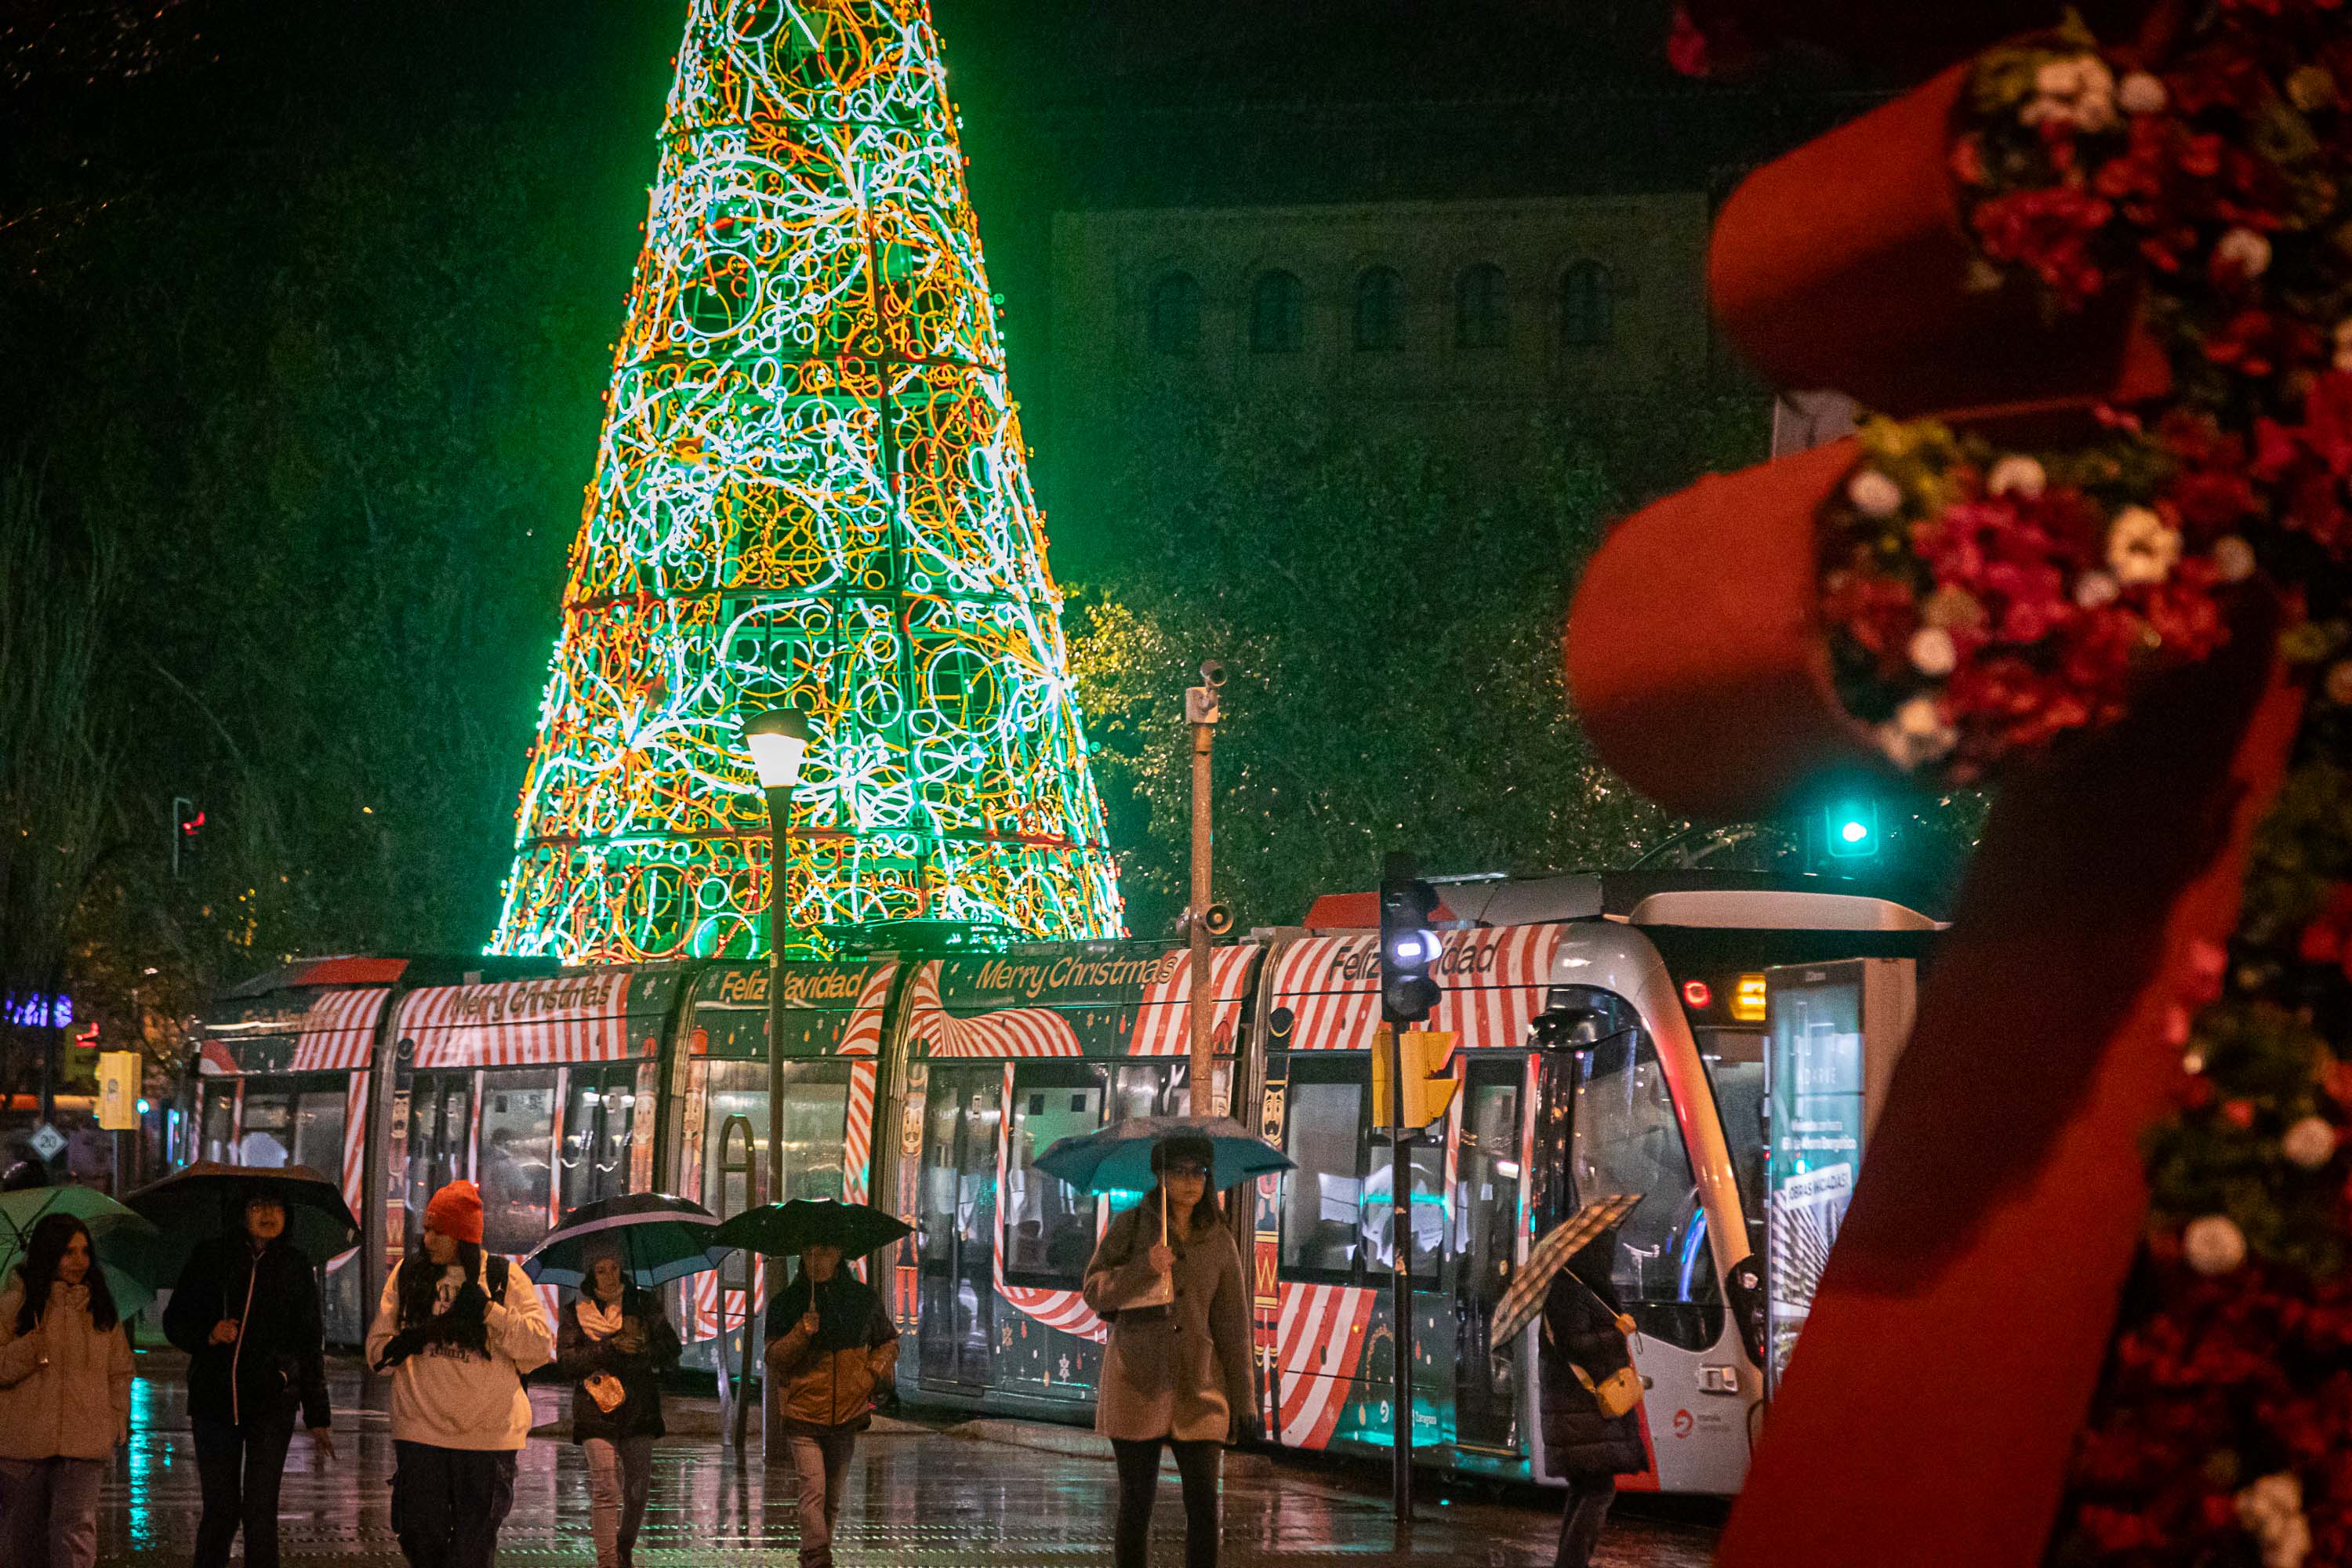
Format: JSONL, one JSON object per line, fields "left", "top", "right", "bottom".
{"left": 737, "top": 702, "right": 811, "bottom": 1454}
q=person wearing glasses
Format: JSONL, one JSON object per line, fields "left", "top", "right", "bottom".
{"left": 1082, "top": 1134, "right": 1254, "bottom": 1568}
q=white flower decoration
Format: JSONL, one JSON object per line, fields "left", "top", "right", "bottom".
{"left": 2327, "top": 661, "right": 2352, "bottom": 706}
{"left": 2282, "top": 1116, "right": 2338, "bottom": 1171}
{"left": 2216, "top": 227, "right": 2273, "bottom": 278}
{"left": 2237, "top": 1474, "right": 2312, "bottom": 1568}
{"left": 1877, "top": 698, "right": 1956, "bottom": 770}
{"left": 2183, "top": 1213, "right": 2246, "bottom": 1276}
{"left": 1986, "top": 455, "right": 2046, "bottom": 499}
{"left": 2073, "top": 571, "right": 2120, "bottom": 609}
{"left": 2107, "top": 506, "right": 2181, "bottom": 585}
{"left": 1847, "top": 469, "right": 1903, "bottom": 519}
{"left": 2212, "top": 536, "right": 2256, "bottom": 583}
{"left": 1907, "top": 626, "right": 1958, "bottom": 677}
{"left": 2024, "top": 55, "right": 2118, "bottom": 132}
{"left": 2118, "top": 71, "right": 2167, "bottom": 114}
{"left": 2333, "top": 318, "right": 2352, "bottom": 373}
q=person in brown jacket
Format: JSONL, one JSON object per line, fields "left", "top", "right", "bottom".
{"left": 1080, "top": 1134, "right": 1254, "bottom": 1568}
{"left": 761, "top": 1245, "right": 897, "bottom": 1568}
{"left": 0, "top": 1213, "right": 133, "bottom": 1568}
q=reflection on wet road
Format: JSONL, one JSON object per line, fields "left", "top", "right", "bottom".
{"left": 103, "top": 1352, "right": 1719, "bottom": 1565}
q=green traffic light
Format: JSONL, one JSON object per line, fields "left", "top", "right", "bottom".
{"left": 1824, "top": 799, "right": 1879, "bottom": 858}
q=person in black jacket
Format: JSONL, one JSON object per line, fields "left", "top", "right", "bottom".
{"left": 554, "top": 1247, "right": 680, "bottom": 1568}
{"left": 1537, "top": 1227, "right": 1650, "bottom": 1568}
{"left": 162, "top": 1189, "right": 336, "bottom": 1568}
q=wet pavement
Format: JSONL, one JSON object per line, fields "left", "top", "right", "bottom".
{"left": 102, "top": 1347, "right": 1719, "bottom": 1566}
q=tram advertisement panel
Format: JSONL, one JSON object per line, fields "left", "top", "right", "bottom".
{"left": 1764, "top": 964, "right": 1865, "bottom": 1392}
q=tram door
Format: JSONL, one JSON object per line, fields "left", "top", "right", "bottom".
{"left": 917, "top": 1065, "right": 1001, "bottom": 1391}
{"left": 1453, "top": 1057, "right": 1529, "bottom": 1454}
{"left": 403, "top": 1072, "right": 473, "bottom": 1250}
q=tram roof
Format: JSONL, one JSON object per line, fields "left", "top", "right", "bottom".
{"left": 1304, "top": 870, "right": 1945, "bottom": 931}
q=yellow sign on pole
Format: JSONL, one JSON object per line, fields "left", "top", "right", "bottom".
{"left": 96, "top": 1051, "right": 141, "bottom": 1131}
{"left": 1370, "top": 1028, "right": 1461, "bottom": 1129}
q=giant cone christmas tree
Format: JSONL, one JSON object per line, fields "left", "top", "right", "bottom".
{"left": 492, "top": 0, "right": 1124, "bottom": 962}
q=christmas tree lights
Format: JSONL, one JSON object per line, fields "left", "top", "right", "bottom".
{"left": 491, "top": 0, "right": 1123, "bottom": 962}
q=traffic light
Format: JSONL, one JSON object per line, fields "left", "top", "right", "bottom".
{"left": 172, "top": 797, "right": 205, "bottom": 879}
{"left": 1378, "top": 851, "right": 1442, "bottom": 1024}
{"left": 1370, "top": 1027, "right": 1461, "bottom": 1129}
{"left": 1822, "top": 797, "right": 1880, "bottom": 859}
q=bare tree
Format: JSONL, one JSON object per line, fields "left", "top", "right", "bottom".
{"left": 0, "top": 459, "right": 117, "bottom": 1100}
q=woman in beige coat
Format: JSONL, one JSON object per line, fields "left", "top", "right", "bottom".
{"left": 1080, "top": 1134, "right": 1254, "bottom": 1568}
{"left": 0, "top": 1213, "right": 134, "bottom": 1568}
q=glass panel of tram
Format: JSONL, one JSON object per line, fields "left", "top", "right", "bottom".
{"left": 1454, "top": 1062, "right": 1525, "bottom": 1453}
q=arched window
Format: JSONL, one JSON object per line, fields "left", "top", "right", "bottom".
{"left": 1560, "top": 260, "right": 1613, "bottom": 347}
{"left": 1147, "top": 271, "right": 1200, "bottom": 356}
{"left": 1352, "top": 267, "right": 1402, "bottom": 351}
{"left": 1249, "top": 270, "right": 1303, "bottom": 354}
{"left": 1454, "top": 263, "right": 1506, "bottom": 350}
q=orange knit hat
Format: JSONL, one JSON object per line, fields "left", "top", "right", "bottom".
{"left": 423, "top": 1179, "right": 484, "bottom": 1246}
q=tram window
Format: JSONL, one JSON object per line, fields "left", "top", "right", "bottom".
{"left": 1362, "top": 1138, "right": 1443, "bottom": 1283}
{"left": 561, "top": 1065, "right": 639, "bottom": 1218}
{"left": 477, "top": 1069, "right": 559, "bottom": 1257}
{"left": 201, "top": 1084, "right": 237, "bottom": 1164}
{"left": 775, "top": 1064, "right": 851, "bottom": 1206}
{"left": 1571, "top": 1029, "right": 1724, "bottom": 1352}
{"left": 238, "top": 1093, "right": 295, "bottom": 1167}
{"left": 292, "top": 1085, "right": 347, "bottom": 1179}
{"left": 1279, "top": 1065, "right": 1366, "bottom": 1280}
{"left": 1698, "top": 1029, "right": 1768, "bottom": 1262}
{"left": 1111, "top": 1059, "right": 1231, "bottom": 1126}
{"left": 702, "top": 1061, "right": 771, "bottom": 1214}
{"left": 1006, "top": 1062, "right": 1106, "bottom": 1287}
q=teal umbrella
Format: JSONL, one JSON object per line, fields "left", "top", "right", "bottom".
{"left": 0, "top": 1185, "right": 162, "bottom": 1317}
{"left": 1034, "top": 1115, "right": 1294, "bottom": 1193}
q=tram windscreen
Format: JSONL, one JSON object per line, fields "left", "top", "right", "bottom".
{"left": 1570, "top": 1029, "right": 1722, "bottom": 1352}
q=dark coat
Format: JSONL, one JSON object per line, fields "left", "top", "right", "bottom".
{"left": 555, "top": 1288, "right": 681, "bottom": 1443}
{"left": 162, "top": 1235, "right": 331, "bottom": 1432}
{"left": 1537, "top": 1242, "right": 1649, "bottom": 1479}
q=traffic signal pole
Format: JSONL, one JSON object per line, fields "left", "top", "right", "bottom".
{"left": 1376, "top": 850, "right": 1441, "bottom": 1528}
{"left": 1388, "top": 1018, "right": 1412, "bottom": 1526}
{"left": 1183, "top": 662, "right": 1226, "bottom": 1116}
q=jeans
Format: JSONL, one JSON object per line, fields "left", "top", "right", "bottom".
{"left": 194, "top": 1413, "right": 298, "bottom": 1568}
{"left": 1554, "top": 1474, "right": 1617, "bottom": 1568}
{"left": 784, "top": 1430, "right": 857, "bottom": 1568}
{"left": 1109, "top": 1436, "right": 1221, "bottom": 1568}
{"left": 582, "top": 1436, "right": 654, "bottom": 1568}
{"left": 389, "top": 1441, "right": 517, "bottom": 1568}
{"left": 0, "top": 1456, "right": 105, "bottom": 1568}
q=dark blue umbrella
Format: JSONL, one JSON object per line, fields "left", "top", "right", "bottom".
{"left": 1034, "top": 1115, "right": 1293, "bottom": 1194}
{"left": 523, "top": 1193, "right": 728, "bottom": 1289}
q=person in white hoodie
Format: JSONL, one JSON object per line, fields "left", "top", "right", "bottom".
{"left": 367, "top": 1180, "right": 554, "bottom": 1568}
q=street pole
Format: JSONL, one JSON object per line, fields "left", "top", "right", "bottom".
{"left": 738, "top": 704, "right": 811, "bottom": 1457}
{"left": 1187, "top": 720, "right": 1213, "bottom": 1116}
{"left": 1182, "top": 662, "right": 1225, "bottom": 1116}
{"left": 1389, "top": 1025, "right": 1412, "bottom": 1526}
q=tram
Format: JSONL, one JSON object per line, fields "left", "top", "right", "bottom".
{"left": 181, "top": 870, "right": 1936, "bottom": 1494}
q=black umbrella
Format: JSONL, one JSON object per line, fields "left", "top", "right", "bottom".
{"left": 713, "top": 1199, "right": 911, "bottom": 1258}
{"left": 523, "top": 1192, "right": 728, "bottom": 1289}
{"left": 126, "top": 1162, "right": 360, "bottom": 1272}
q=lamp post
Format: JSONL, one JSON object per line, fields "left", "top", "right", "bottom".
{"left": 738, "top": 703, "right": 811, "bottom": 1454}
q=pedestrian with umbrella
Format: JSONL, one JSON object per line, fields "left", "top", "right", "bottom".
{"left": 1489, "top": 1195, "right": 1648, "bottom": 1568}
{"left": 528, "top": 1196, "right": 709, "bottom": 1568}
{"left": 1060, "top": 1123, "right": 1279, "bottom": 1568}
{"left": 0, "top": 1210, "right": 133, "bottom": 1568}
{"left": 718, "top": 1200, "right": 906, "bottom": 1568}
{"left": 148, "top": 1167, "right": 352, "bottom": 1568}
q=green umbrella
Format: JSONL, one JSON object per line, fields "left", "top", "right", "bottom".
{"left": 0, "top": 1185, "right": 162, "bottom": 1318}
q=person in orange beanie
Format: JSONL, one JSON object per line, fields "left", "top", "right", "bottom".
{"left": 365, "top": 1179, "right": 554, "bottom": 1568}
